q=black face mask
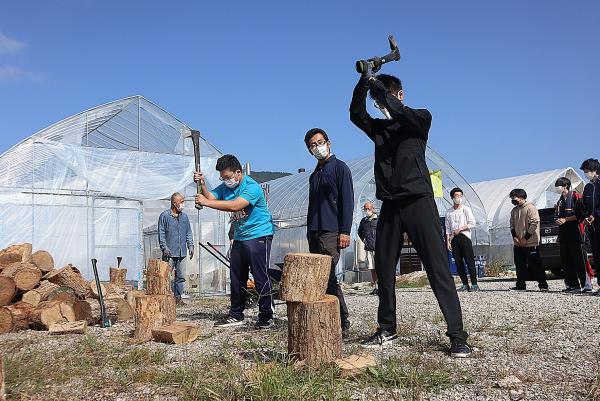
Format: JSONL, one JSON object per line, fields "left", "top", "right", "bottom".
{"left": 511, "top": 199, "right": 520, "bottom": 206}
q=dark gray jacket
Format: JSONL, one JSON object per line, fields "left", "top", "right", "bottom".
{"left": 357, "top": 214, "right": 378, "bottom": 251}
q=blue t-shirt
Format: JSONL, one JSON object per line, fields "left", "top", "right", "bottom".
{"left": 211, "top": 175, "right": 274, "bottom": 241}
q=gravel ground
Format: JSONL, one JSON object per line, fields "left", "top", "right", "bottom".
{"left": 1, "top": 277, "right": 599, "bottom": 400}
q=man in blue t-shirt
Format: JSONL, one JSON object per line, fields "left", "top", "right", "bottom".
{"left": 194, "top": 154, "right": 275, "bottom": 329}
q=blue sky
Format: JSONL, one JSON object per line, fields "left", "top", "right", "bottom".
{"left": 1, "top": 1, "right": 599, "bottom": 183}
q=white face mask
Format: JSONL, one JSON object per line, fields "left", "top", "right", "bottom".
{"left": 311, "top": 144, "right": 329, "bottom": 160}
{"left": 585, "top": 171, "right": 596, "bottom": 181}
{"left": 224, "top": 178, "right": 239, "bottom": 189}
{"left": 453, "top": 197, "right": 462, "bottom": 205}
{"left": 365, "top": 210, "right": 373, "bottom": 217}
{"left": 177, "top": 202, "right": 185, "bottom": 211}
{"left": 554, "top": 186, "right": 564, "bottom": 194}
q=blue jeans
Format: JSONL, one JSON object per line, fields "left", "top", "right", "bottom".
{"left": 169, "top": 257, "right": 186, "bottom": 299}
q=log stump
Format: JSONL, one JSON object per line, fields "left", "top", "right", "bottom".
{"left": 287, "top": 295, "right": 342, "bottom": 367}
{"left": 21, "top": 281, "right": 60, "bottom": 307}
{"left": 0, "top": 243, "right": 32, "bottom": 265}
{"left": 30, "top": 300, "right": 75, "bottom": 330}
{"left": 146, "top": 259, "right": 172, "bottom": 295}
{"left": 45, "top": 265, "right": 88, "bottom": 298}
{"left": 0, "top": 301, "right": 34, "bottom": 333}
{"left": 132, "top": 294, "right": 176, "bottom": 342}
{"left": 0, "top": 277, "right": 16, "bottom": 307}
{"left": 109, "top": 267, "right": 127, "bottom": 287}
{"left": 280, "top": 253, "right": 332, "bottom": 302}
{"left": 31, "top": 250, "right": 54, "bottom": 273}
{"left": 0, "top": 262, "right": 42, "bottom": 291}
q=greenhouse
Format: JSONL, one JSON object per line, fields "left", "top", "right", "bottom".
{"left": 471, "top": 167, "right": 584, "bottom": 265}
{"left": 267, "top": 148, "right": 490, "bottom": 280}
{"left": 0, "top": 96, "right": 231, "bottom": 295}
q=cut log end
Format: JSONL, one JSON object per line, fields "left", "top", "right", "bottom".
{"left": 280, "top": 253, "right": 332, "bottom": 302}
{"left": 0, "top": 276, "right": 16, "bottom": 307}
{"left": 31, "top": 250, "right": 55, "bottom": 273}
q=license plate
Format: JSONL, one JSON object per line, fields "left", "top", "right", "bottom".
{"left": 541, "top": 236, "right": 557, "bottom": 244}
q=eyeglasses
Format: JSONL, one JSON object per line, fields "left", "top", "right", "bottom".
{"left": 308, "top": 140, "right": 327, "bottom": 149}
{"left": 219, "top": 172, "right": 238, "bottom": 181}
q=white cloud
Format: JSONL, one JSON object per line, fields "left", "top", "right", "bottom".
{"left": 0, "top": 32, "right": 27, "bottom": 54}
{"left": 0, "top": 66, "right": 44, "bottom": 83}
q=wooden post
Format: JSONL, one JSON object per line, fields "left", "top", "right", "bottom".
{"left": 280, "top": 253, "right": 332, "bottom": 302}
{"left": 0, "top": 277, "right": 16, "bottom": 307}
{"left": 287, "top": 295, "right": 342, "bottom": 367}
{"left": 45, "top": 265, "right": 89, "bottom": 298}
{"left": 109, "top": 267, "right": 127, "bottom": 288}
{"left": 146, "top": 259, "right": 172, "bottom": 295}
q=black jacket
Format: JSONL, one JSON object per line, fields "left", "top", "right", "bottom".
{"left": 357, "top": 215, "right": 378, "bottom": 251}
{"left": 350, "top": 76, "right": 433, "bottom": 200}
{"left": 307, "top": 155, "right": 354, "bottom": 235}
{"left": 582, "top": 180, "right": 600, "bottom": 220}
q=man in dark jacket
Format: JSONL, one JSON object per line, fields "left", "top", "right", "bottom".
{"left": 305, "top": 128, "right": 353, "bottom": 337}
{"left": 357, "top": 201, "right": 378, "bottom": 294}
{"left": 580, "top": 158, "right": 600, "bottom": 292}
{"left": 350, "top": 70, "right": 470, "bottom": 357}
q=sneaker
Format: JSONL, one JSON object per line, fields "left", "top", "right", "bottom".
{"left": 214, "top": 315, "right": 245, "bottom": 328}
{"left": 510, "top": 286, "right": 526, "bottom": 291}
{"left": 562, "top": 287, "right": 577, "bottom": 293}
{"left": 457, "top": 285, "right": 470, "bottom": 292}
{"left": 450, "top": 339, "right": 472, "bottom": 358}
{"left": 369, "top": 288, "right": 379, "bottom": 296}
{"left": 175, "top": 298, "right": 186, "bottom": 306}
{"left": 582, "top": 288, "right": 593, "bottom": 294}
{"left": 360, "top": 329, "right": 399, "bottom": 349}
{"left": 255, "top": 318, "right": 275, "bottom": 330}
{"left": 593, "top": 290, "right": 600, "bottom": 297}
{"left": 567, "top": 288, "right": 582, "bottom": 294}
{"left": 539, "top": 287, "right": 549, "bottom": 292}
{"left": 470, "top": 284, "right": 480, "bottom": 292}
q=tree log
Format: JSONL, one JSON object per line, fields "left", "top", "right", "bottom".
{"left": 0, "top": 243, "right": 32, "bottom": 265}
{"left": 46, "top": 286, "right": 78, "bottom": 304}
{"left": 0, "top": 301, "right": 34, "bottom": 333}
{"left": 21, "top": 281, "right": 60, "bottom": 307}
{"left": 30, "top": 300, "right": 75, "bottom": 330}
{"left": 0, "top": 277, "right": 16, "bottom": 307}
{"left": 86, "top": 280, "right": 106, "bottom": 300}
{"left": 0, "top": 262, "right": 42, "bottom": 291}
{"left": 132, "top": 294, "right": 176, "bottom": 342}
{"left": 152, "top": 322, "right": 200, "bottom": 344}
{"left": 109, "top": 267, "right": 127, "bottom": 287}
{"left": 31, "top": 250, "right": 54, "bottom": 273}
{"left": 287, "top": 295, "right": 342, "bottom": 367}
{"left": 49, "top": 320, "right": 87, "bottom": 335}
{"left": 126, "top": 289, "right": 146, "bottom": 310}
{"left": 146, "top": 259, "right": 172, "bottom": 295}
{"left": 72, "top": 300, "right": 94, "bottom": 324}
{"left": 45, "top": 265, "right": 88, "bottom": 297}
{"left": 280, "top": 253, "right": 331, "bottom": 302}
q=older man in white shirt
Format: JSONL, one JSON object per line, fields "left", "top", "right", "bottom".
{"left": 445, "top": 187, "right": 479, "bottom": 292}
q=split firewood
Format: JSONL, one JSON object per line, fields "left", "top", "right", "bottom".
{"left": 21, "top": 281, "right": 60, "bottom": 307}
{"left": 30, "top": 300, "right": 75, "bottom": 330}
{"left": 31, "top": 250, "right": 54, "bottom": 273}
{"left": 86, "top": 280, "right": 106, "bottom": 300}
{"left": 84, "top": 298, "right": 133, "bottom": 324}
{"left": 280, "top": 253, "right": 331, "bottom": 302}
{"left": 72, "top": 300, "right": 94, "bottom": 325}
{"left": 334, "top": 354, "right": 376, "bottom": 378}
{"left": 0, "top": 277, "right": 16, "bottom": 307}
{"left": 0, "top": 243, "right": 32, "bottom": 265}
{"left": 46, "top": 286, "right": 78, "bottom": 304}
{"left": 125, "top": 289, "right": 146, "bottom": 310}
{"left": 104, "top": 283, "right": 127, "bottom": 300}
{"left": 0, "top": 301, "right": 34, "bottom": 333}
{"left": 132, "top": 294, "right": 176, "bottom": 342}
{"left": 45, "top": 265, "right": 88, "bottom": 297}
{"left": 0, "top": 262, "right": 42, "bottom": 291}
{"left": 152, "top": 322, "right": 200, "bottom": 344}
{"left": 49, "top": 320, "right": 87, "bottom": 335}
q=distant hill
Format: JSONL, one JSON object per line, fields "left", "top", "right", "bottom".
{"left": 250, "top": 171, "right": 292, "bottom": 183}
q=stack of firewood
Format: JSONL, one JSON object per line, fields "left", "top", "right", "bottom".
{"left": 0, "top": 243, "right": 137, "bottom": 335}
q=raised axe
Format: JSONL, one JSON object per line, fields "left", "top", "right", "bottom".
{"left": 182, "top": 128, "right": 203, "bottom": 210}
{"left": 355, "top": 35, "right": 401, "bottom": 74}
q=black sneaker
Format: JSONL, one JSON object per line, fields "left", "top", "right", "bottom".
{"left": 562, "top": 287, "right": 577, "bottom": 293}
{"left": 567, "top": 287, "right": 582, "bottom": 294}
{"left": 450, "top": 339, "right": 472, "bottom": 358}
{"left": 582, "top": 288, "right": 592, "bottom": 294}
{"left": 214, "top": 315, "right": 244, "bottom": 328}
{"left": 369, "top": 288, "right": 378, "bottom": 296}
{"left": 510, "top": 286, "right": 526, "bottom": 291}
{"left": 360, "top": 329, "right": 399, "bottom": 349}
{"left": 255, "top": 318, "right": 275, "bottom": 330}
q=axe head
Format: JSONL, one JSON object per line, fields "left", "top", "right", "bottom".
{"left": 182, "top": 127, "right": 201, "bottom": 141}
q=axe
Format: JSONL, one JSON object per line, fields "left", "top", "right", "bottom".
{"left": 91, "top": 258, "right": 111, "bottom": 328}
{"left": 183, "top": 129, "right": 203, "bottom": 210}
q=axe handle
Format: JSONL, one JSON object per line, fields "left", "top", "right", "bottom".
{"left": 191, "top": 131, "right": 203, "bottom": 210}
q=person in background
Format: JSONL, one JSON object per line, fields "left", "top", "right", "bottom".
{"left": 554, "top": 177, "right": 589, "bottom": 293}
{"left": 194, "top": 154, "right": 275, "bottom": 329}
{"left": 158, "top": 192, "right": 194, "bottom": 305}
{"left": 445, "top": 187, "right": 479, "bottom": 292}
{"left": 358, "top": 201, "right": 379, "bottom": 295}
{"left": 305, "top": 127, "right": 353, "bottom": 338}
{"left": 580, "top": 158, "right": 600, "bottom": 295}
{"left": 509, "top": 189, "right": 548, "bottom": 292}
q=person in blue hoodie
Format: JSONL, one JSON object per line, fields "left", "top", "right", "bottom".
{"left": 580, "top": 158, "right": 600, "bottom": 294}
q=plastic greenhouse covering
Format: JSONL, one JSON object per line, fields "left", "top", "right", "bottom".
{"left": 471, "top": 167, "right": 584, "bottom": 265}
{"left": 0, "top": 96, "right": 231, "bottom": 294}
{"left": 267, "top": 148, "right": 490, "bottom": 277}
